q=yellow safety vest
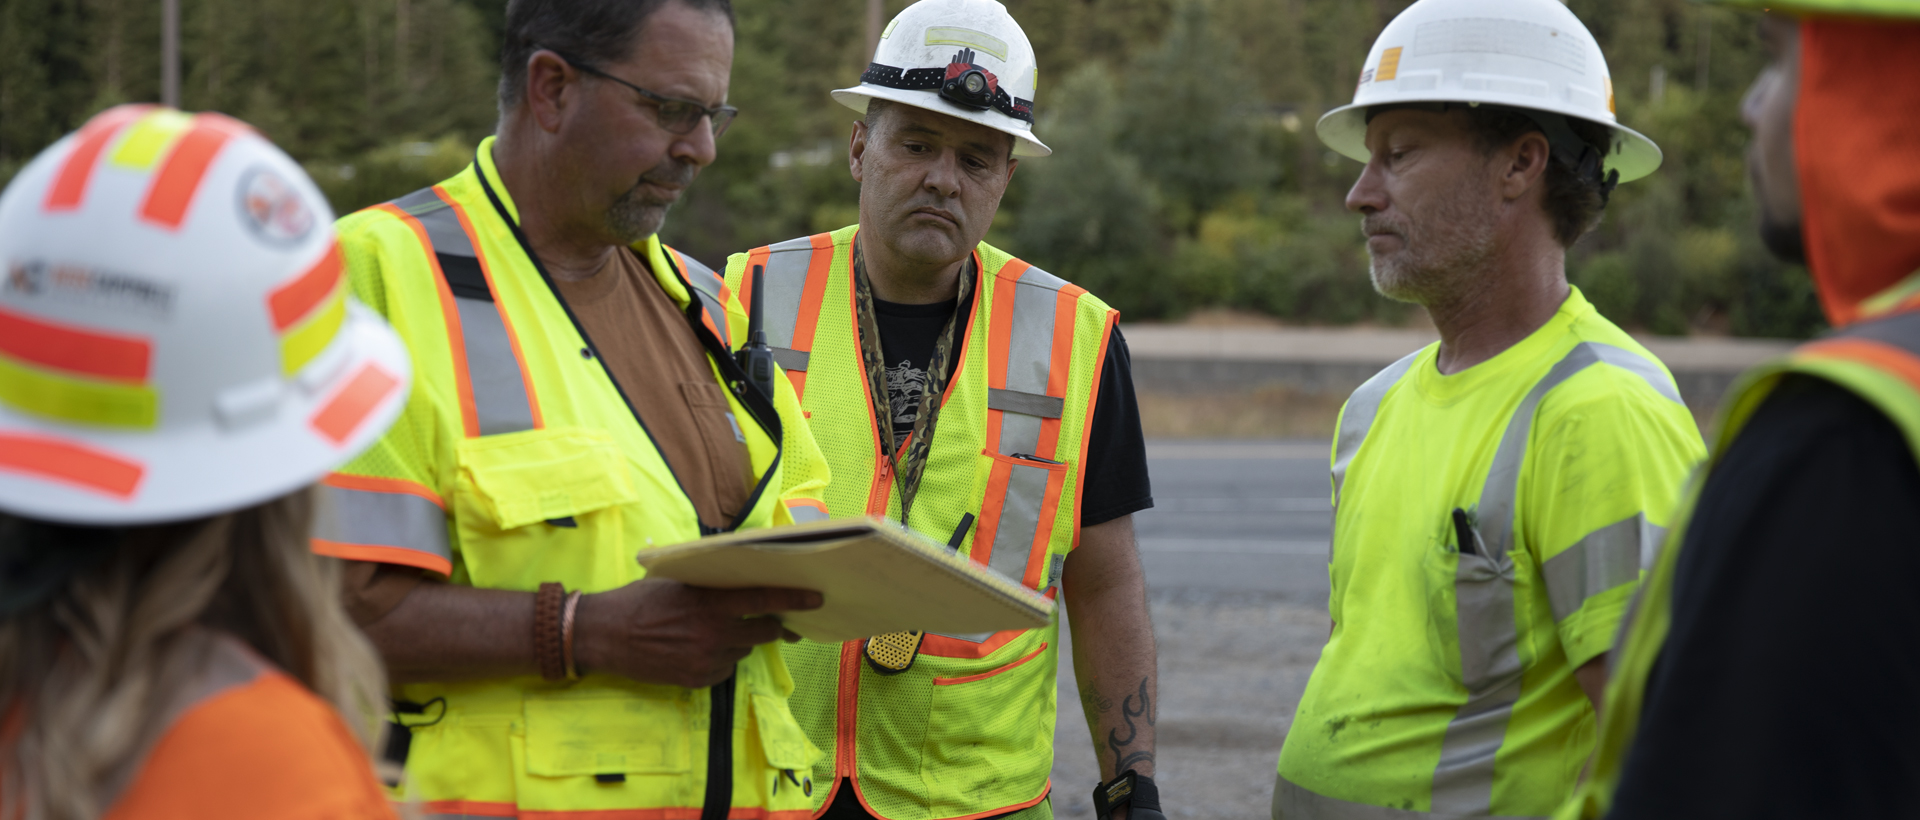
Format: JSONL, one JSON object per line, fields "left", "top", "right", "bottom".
{"left": 1561, "top": 274, "right": 1920, "bottom": 820}
{"left": 313, "top": 137, "right": 831, "bottom": 819}
{"left": 724, "top": 227, "right": 1117, "bottom": 820}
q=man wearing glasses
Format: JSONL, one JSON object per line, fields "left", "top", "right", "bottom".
{"left": 313, "top": 0, "right": 836, "bottom": 817}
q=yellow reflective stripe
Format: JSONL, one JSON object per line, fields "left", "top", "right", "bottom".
{"left": 108, "top": 109, "right": 196, "bottom": 170}
{"left": 0, "top": 354, "right": 158, "bottom": 428}
{"left": 281, "top": 285, "right": 346, "bottom": 375}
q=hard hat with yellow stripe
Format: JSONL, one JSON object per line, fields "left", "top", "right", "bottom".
{"left": 1698, "top": 0, "right": 1920, "bottom": 17}
{"left": 0, "top": 105, "right": 410, "bottom": 525}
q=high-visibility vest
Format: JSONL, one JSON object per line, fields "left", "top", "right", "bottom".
{"left": 313, "top": 137, "right": 830, "bottom": 819}
{"left": 1560, "top": 275, "right": 1920, "bottom": 820}
{"left": 724, "top": 226, "right": 1117, "bottom": 820}
{"left": 9, "top": 631, "right": 395, "bottom": 819}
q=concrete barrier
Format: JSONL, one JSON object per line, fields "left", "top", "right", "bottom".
{"left": 1122, "top": 324, "right": 1797, "bottom": 436}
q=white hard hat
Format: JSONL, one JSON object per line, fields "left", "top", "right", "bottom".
{"left": 1317, "top": 0, "right": 1662, "bottom": 184}
{"left": 0, "top": 105, "right": 411, "bottom": 525}
{"left": 832, "top": 0, "right": 1050, "bottom": 157}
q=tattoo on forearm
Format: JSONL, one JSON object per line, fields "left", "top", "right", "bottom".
{"left": 1105, "top": 677, "right": 1155, "bottom": 773}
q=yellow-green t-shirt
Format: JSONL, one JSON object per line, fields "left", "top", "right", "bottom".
{"left": 1275, "top": 288, "right": 1705, "bottom": 818}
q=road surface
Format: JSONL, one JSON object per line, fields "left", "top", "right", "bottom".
{"left": 1049, "top": 441, "right": 1335, "bottom": 820}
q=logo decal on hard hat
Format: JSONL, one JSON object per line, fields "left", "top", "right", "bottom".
{"left": 3, "top": 259, "right": 176, "bottom": 318}
{"left": 238, "top": 166, "right": 316, "bottom": 246}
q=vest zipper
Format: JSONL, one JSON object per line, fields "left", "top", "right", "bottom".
{"left": 835, "top": 641, "right": 861, "bottom": 798}
{"left": 702, "top": 672, "right": 736, "bottom": 820}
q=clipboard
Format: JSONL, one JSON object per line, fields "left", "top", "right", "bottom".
{"left": 637, "top": 516, "right": 1054, "bottom": 643}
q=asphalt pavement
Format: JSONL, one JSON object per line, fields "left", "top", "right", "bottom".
{"left": 1048, "top": 440, "right": 1335, "bottom": 820}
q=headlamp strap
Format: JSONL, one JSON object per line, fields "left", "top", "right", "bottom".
{"left": 860, "top": 49, "right": 1034, "bottom": 124}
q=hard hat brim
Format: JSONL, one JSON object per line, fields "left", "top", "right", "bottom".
{"left": 0, "top": 301, "right": 412, "bottom": 526}
{"left": 1316, "top": 100, "right": 1664, "bottom": 184}
{"left": 833, "top": 84, "right": 1053, "bottom": 158}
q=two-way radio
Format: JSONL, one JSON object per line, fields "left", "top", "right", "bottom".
{"left": 737, "top": 264, "right": 777, "bottom": 405}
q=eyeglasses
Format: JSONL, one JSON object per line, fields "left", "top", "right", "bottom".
{"left": 540, "top": 47, "right": 739, "bottom": 138}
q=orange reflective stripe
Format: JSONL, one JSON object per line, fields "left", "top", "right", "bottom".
{"left": 0, "top": 303, "right": 151, "bottom": 381}
{"left": 312, "top": 540, "right": 453, "bottom": 576}
{"left": 139, "top": 115, "right": 246, "bottom": 229}
{"left": 42, "top": 105, "right": 151, "bottom": 212}
{"left": 0, "top": 431, "right": 145, "bottom": 498}
{"left": 268, "top": 242, "right": 344, "bottom": 331}
{"left": 423, "top": 801, "right": 519, "bottom": 817}
{"left": 438, "top": 186, "right": 543, "bottom": 430}
{"left": 1071, "top": 309, "right": 1120, "bottom": 552}
{"left": 1799, "top": 337, "right": 1920, "bottom": 393}
{"left": 932, "top": 642, "right": 1048, "bottom": 685}
{"left": 377, "top": 202, "right": 481, "bottom": 437}
{"left": 740, "top": 246, "right": 771, "bottom": 319}
{"left": 309, "top": 363, "right": 400, "bottom": 445}
{"left": 1035, "top": 284, "right": 1079, "bottom": 460}
{"left": 323, "top": 472, "right": 445, "bottom": 508}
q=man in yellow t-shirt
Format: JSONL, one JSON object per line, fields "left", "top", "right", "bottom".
{"left": 1272, "top": 1, "right": 1706, "bottom": 817}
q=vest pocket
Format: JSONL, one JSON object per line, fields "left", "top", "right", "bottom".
{"left": 920, "top": 639, "right": 1055, "bottom": 816}
{"left": 457, "top": 427, "right": 641, "bottom": 530}
{"left": 523, "top": 689, "right": 695, "bottom": 776}
{"left": 972, "top": 451, "right": 1070, "bottom": 589}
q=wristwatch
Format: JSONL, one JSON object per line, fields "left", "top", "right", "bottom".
{"left": 1092, "top": 769, "right": 1165, "bottom": 820}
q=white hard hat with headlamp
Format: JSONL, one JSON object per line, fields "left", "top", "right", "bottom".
{"left": 832, "top": 0, "right": 1051, "bottom": 157}
{"left": 1317, "top": 0, "right": 1663, "bottom": 188}
{"left": 0, "top": 105, "right": 411, "bottom": 525}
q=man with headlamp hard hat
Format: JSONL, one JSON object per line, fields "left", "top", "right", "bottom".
{"left": 309, "top": 1, "right": 838, "bottom": 818}
{"left": 723, "top": 2, "right": 1161, "bottom": 819}
{"left": 1271, "top": 0, "right": 1708, "bottom": 817}
{"left": 1562, "top": 3, "right": 1920, "bottom": 818}
{"left": 0, "top": 105, "right": 411, "bottom": 818}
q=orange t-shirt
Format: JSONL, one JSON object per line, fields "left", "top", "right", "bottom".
{"left": 102, "top": 671, "right": 394, "bottom": 820}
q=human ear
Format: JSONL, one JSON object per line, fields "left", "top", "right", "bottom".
{"left": 849, "top": 120, "right": 870, "bottom": 184}
{"left": 1502, "top": 131, "right": 1552, "bottom": 200}
{"left": 526, "top": 51, "right": 575, "bottom": 134}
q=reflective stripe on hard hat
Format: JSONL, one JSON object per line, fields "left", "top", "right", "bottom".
{"left": 313, "top": 474, "right": 452, "bottom": 576}
{"left": 375, "top": 188, "right": 541, "bottom": 438}
{"left": 1699, "top": 0, "right": 1920, "bottom": 17}
{"left": 0, "top": 105, "right": 411, "bottom": 524}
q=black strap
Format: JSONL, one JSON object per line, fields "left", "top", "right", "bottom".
{"left": 1092, "top": 770, "right": 1162, "bottom": 819}
{"left": 861, "top": 61, "right": 1034, "bottom": 124}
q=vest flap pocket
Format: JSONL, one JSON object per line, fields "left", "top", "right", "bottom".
{"left": 524, "top": 693, "right": 694, "bottom": 776}
{"left": 457, "top": 427, "right": 640, "bottom": 530}
{"left": 749, "top": 691, "right": 822, "bottom": 772}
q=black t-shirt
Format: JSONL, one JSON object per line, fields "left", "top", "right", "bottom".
{"left": 871, "top": 294, "right": 1153, "bottom": 528}
{"left": 1607, "top": 374, "right": 1920, "bottom": 819}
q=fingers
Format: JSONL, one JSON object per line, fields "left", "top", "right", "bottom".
{"left": 706, "top": 586, "right": 824, "bottom": 618}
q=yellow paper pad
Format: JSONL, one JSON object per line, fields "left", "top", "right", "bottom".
{"left": 637, "top": 517, "right": 1053, "bottom": 643}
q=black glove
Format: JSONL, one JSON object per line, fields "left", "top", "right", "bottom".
{"left": 1092, "top": 770, "right": 1165, "bottom": 820}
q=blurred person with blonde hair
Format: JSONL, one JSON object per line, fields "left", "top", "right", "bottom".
{"left": 0, "top": 104, "right": 412, "bottom": 819}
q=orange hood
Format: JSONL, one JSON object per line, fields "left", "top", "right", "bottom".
{"left": 1796, "top": 16, "right": 1920, "bottom": 326}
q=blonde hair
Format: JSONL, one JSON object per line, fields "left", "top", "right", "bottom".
{"left": 0, "top": 488, "right": 388, "bottom": 820}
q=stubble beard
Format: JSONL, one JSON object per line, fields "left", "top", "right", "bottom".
{"left": 1364, "top": 192, "right": 1499, "bottom": 307}
{"left": 604, "top": 159, "right": 698, "bottom": 245}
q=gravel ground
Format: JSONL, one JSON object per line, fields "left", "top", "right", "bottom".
{"left": 1048, "top": 598, "right": 1330, "bottom": 820}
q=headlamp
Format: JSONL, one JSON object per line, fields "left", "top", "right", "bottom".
{"left": 940, "top": 68, "right": 995, "bottom": 111}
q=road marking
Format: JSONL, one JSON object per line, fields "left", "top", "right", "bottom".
{"left": 1146, "top": 441, "right": 1330, "bottom": 460}
{"left": 1138, "top": 538, "right": 1329, "bottom": 556}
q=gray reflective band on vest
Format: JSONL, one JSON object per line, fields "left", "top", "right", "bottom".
{"left": 772, "top": 347, "right": 810, "bottom": 372}
{"left": 988, "top": 387, "right": 1065, "bottom": 419}
{"left": 675, "top": 251, "right": 732, "bottom": 348}
{"left": 985, "top": 266, "right": 1072, "bottom": 590}
{"left": 788, "top": 503, "right": 829, "bottom": 523}
{"left": 394, "top": 190, "right": 538, "bottom": 437}
{"left": 1542, "top": 513, "right": 1659, "bottom": 621}
{"left": 1432, "top": 341, "right": 1683, "bottom": 815}
{"left": 1271, "top": 771, "right": 1545, "bottom": 820}
{"left": 315, "top": 483, "right": 451, "bottom": 566}
{"left": 760, "top": 237, "right": 816, "bottom": 352}
{"left": 1333, "top": 351, "right": 1422, "bottom": 509}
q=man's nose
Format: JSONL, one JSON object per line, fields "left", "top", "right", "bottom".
{"left": 1346, "top": 160, "right": 1387, "bottom": 215}
{"left": 670, "top": 121, "right": 720, "bottom": 168}
{"left": 923, "top": 150, "right": 962, "bottom": 198}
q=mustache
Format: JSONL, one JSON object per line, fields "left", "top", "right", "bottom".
{"left": 636, "top": 159, "right": 697, "bottom": 192}
{"left": 1362, "top": 213, "right": 1408, "bottom": 240}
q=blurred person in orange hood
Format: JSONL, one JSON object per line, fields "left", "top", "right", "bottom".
{"left": 1559, "top": 4, "right": 1920, "bottom": 819}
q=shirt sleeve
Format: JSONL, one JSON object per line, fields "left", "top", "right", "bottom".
{"left": 1522, "top": 364, "right": 1705, "bottom": 669}
{"left": 1080, "top": 327, "right": 1154, "bottom": 528}
{"left": 1608, "top": 374, "right": 1920, "bottom": 819}
{"left": 311, "top": 217, "right": 460, "bottom": 578}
